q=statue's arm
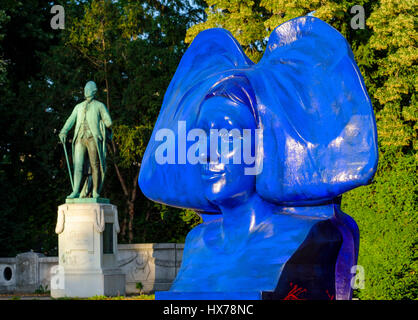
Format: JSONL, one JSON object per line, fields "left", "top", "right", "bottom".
{"left": 60, "top": 106, "right": 78, "bottom": 135}
{"left": 100, "top": 104, "right": 112, "bottom": 128}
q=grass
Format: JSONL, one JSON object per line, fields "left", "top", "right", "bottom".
{"left": 54, "top": 294, "right": 155, "bottom": 300}
{"left": 87, "top": 294, "right": 155, "bottom": 300}
{"left": 2, "top": 293, "right": 155, "bottom": 300}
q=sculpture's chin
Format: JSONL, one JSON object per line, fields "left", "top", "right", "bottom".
{"left": 204, "top": 188, "right": 253, "bottom": 209}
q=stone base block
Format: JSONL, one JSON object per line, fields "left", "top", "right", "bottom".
{"left": 51, "top": 270, "right": 125, "bottom": 298}
{"left": 52, "top": 202, "right": 126, "bottom": 298}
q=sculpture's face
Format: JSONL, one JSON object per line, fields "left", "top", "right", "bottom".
{"left": 84, "top": 81, "right": 97, "bottom": 100}
{"left": 196, "top": 96, "right": 257, "bottom": 208}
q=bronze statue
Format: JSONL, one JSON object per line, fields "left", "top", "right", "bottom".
{"left": 59, "top": 81, "right": 112, "bottom": 199}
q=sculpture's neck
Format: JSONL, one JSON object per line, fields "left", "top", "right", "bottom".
{"left": 218, "top": 193, "right": 275, "bottom": 243}
{"left": 218, "top": 194, "right": 336, "bottom": 244}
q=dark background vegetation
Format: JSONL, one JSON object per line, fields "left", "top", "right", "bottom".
{"left": 0, "top": 0, "right": 416, "bottom": 299}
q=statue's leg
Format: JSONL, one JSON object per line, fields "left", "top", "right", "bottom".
{"left": 86, "top": 137, "right": 100, "bottom": 198}
{"left": 67, "top": 139, "right": 86, "bottom": 198}
{"left": 79, "top": 153, "right": 92, "bottom": 197}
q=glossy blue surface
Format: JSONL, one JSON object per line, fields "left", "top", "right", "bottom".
{"left": 138, "top": 16, "right": 378, "bottom": 300}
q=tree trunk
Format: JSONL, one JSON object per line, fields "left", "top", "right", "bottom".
{"left": 120, "top": 214, "right": 127, "bottom": 242}
{"left": 142, "top": 211, "right": 151, "bottom": 242}
{"left": 100, "top": 22, "right": 139, "bottom": 244}
{"left": 128, "top": 200, "right": 134, "bottom": 243}
{"left": 127, "top": 169, "right": 140, "bottom": 243}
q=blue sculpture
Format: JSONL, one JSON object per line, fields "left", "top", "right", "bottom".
{"left": 138, "top": 16, "right": 378, "bottom": 300}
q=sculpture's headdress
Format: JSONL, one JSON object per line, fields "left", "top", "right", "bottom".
{"left": 139, "top": 16, "right": 378, "bottom": 212}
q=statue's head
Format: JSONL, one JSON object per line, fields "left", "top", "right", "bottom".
{"left": 84, "top": 81, "right": 97, "bottom": 101}
{"left": 138, "top": 16, "right": 378, "bottom": 214}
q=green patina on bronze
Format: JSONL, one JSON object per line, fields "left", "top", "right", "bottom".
{"left": 59, "top": 81, "right": 113, "bottom": 200}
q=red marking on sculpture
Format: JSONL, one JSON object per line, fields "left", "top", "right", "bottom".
{"left": 282, "top": 283, "right": 336, "bottom": 300}
{"left": 326, "top": 289, "right": 334, "bottom": 300}
{"left": 282, "top": 282, "right": 307, "bottom": 300}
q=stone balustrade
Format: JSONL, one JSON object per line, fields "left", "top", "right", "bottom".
{"left": 0, "top": 243, "right": 184, "bottom": 295}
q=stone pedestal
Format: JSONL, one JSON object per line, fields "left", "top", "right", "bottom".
{"left": 51, "top": 201, "right": 125, "bottom": 298}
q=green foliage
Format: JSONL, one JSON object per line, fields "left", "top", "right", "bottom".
{"left": 88, "top": 294, "right": 125, "bottom": 300}
{"left": 135, "top": 281, "right": 144, "bottom": 295}
{"left": 131, "top": 202, "right": 202, "bottom": 243}
{"left": 367, "top": 0, "right": 417, "bottom": 153}
{"left": 0, "top": 0, "right": 68, "bottom": 257}
{"left": 34, "top": 284, "right": 50, "bottom": 295}
{"left": 185, "top": 0, "right": 269, "bottom": 61}
{"left": 112, "top": 124, "right": 152, "bottom": 169}
{"left": 55, "top": 293, "right": 155, "bottom": 300}
{"left": 0, "top": 9, "right": 9, "bottom": 85}
{"left": 343, "top": 153, "right": 417, "bottom": 299}
{"left": 186, "top": 0, "right": 417, "bottom": 299}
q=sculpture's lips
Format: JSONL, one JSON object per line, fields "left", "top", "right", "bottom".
{"left": 201, "top": 171, "right": 225, "bottom": 181}
{"left": 201, "top": 163, "right": 225, "bottom": 180}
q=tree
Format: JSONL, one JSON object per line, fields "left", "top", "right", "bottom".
{"left": 0, "top": 0, "right": 204, "bottom": 255}
{"left": 185, "top": 0, "right": 269, "bottom": 62}
{"left": 344, "top": 0, "right": 417, "bottom": 299}
{"left": 66, "top": 0, "right": 205, "bottom": 242}
{"left": 367, "top": 0, "right": 417, "bottom": 153}
{"left": 67, "top": 0, "right": 141, "bottom": 243}
{"left": 0, "top": 0, "right": 66, "bottom": 256}
{"left": 0, "top": 9, "right": 8, "bottom": 85}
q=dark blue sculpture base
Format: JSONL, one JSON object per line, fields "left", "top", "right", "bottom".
{"left": 266, "top": 219, "right": 342, "bottom": 300}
